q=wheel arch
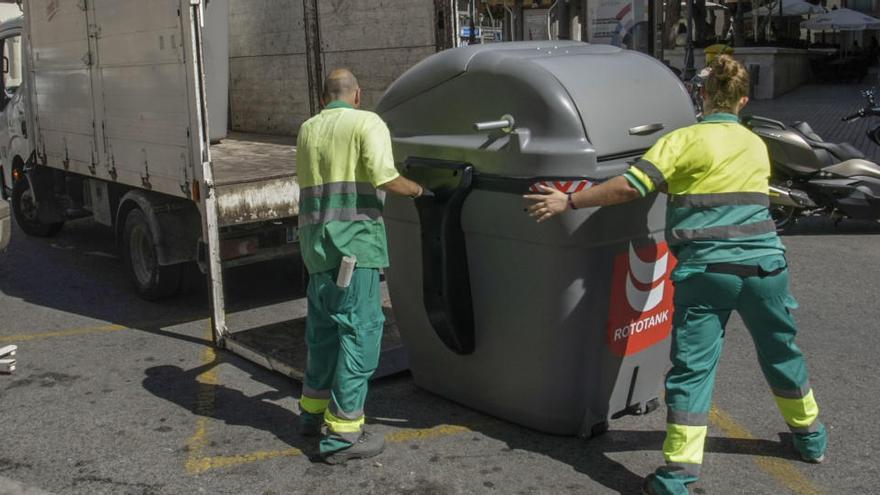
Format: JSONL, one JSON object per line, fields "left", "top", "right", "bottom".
{"left": 115, "top": 190, "right": 202, "bottom": 266}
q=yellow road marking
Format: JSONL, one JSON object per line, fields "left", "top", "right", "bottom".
{"left": 710, "top": 406, "right": 824, "bottom": 495}
{"left": 186, "top": 424, "right": 475, "bottom": 474}
{"left": 185, "top": 326, "right": 221, "bottom": 475}
{"left": 385, "top": 424, "right": 472, "bottom": 443}
{"left": 189, "top": 448, "right": 304, "bottom": 473}
{"left": 0, "top": 324, "right": 126, "bottom": 343}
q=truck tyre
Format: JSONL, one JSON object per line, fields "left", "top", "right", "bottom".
{"left": 123, "top": 209, "right": 182, "bottom": 301}
{"left": 11, "top": 176, "right": 64, "bottom": 237}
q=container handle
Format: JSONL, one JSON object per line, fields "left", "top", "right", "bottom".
{"left": 628, "top": 123, "right": 665, "bottom": 136}
{"left": 473, "top": 114, "right": 515, "bottom": 133}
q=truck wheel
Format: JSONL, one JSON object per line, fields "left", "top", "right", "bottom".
{"left": 123, "top": 209, "right": 182, "bottom": 301}
{"left": 11, "top": 176, "right": 64, "bottom": 237}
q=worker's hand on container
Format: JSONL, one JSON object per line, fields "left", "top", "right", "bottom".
{"left": 524, "top": 185, "right": 569, "bottom": 223}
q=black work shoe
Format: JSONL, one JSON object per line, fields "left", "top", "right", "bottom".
{"left": 642, "top": 474, "right": 659, "bottom": 495}
{"left": 321, "top": 431, "right": 386, "bottom": 465}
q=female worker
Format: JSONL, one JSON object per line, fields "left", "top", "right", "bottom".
{"left": 524, "top": 55, "right": 827, "bottom": 495}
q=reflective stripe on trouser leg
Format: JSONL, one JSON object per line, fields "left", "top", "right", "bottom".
{"left": 324, "top": 409, "right": 365, "bottom": 443}
{"left": 300, "top": 384, "right": 331, "bottom": 415}
{"left": 773, "top": 388, "right": 820, "bottom": 433}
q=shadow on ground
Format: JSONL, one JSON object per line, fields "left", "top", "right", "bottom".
{"left": 142, "top": 348, "right": 805, "bottom": 495}
{"left": 0, "top": 219, "right": 306, "bottom": 346}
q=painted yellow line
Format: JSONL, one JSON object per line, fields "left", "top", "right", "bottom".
{"left": 189, "top": 448, "right": 304, "bottom": 473}
{"left": 184, "top": 326, "right": 221, "bottom": 475}
{"left": 0, "top": 324, "right": 126, "bottom": 343}
{"left": 186, "top": 424, "right": 474, "bottom": 474}
{"left": 385, "top": 424, "right": 472, "bottom": 443}
{"left": 710, "top": 406, "right": 824, "bottom": 495}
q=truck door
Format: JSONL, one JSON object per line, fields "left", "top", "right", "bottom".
{"left": 23, "top": 0, "right": 99, "bottom": 176}
{"left": 89, "top": 0, "right": 202, "bottom": 197}
{"left": 0, "top": 26, "right": 26, "bottom": 190}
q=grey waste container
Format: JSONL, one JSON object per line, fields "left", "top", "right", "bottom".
{"left": 376, "top": 42, "right": 696, "bottom": 437}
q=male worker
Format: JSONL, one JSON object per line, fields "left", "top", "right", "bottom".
{"left": 296, "top": 69, "right": 425, "bottom": 464}
{"left": 524, "top": 56, "right": 826, "bottom": 494}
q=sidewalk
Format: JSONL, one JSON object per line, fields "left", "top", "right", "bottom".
{"left": 0, "top": 476, "right": 54, "bottom": 495}
{"left": 744, "top": 81, "right": 880, "bottom": 162}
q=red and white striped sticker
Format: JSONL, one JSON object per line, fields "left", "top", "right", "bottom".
{"left": 528, "top": 180, "right": 593, "bottom": 193}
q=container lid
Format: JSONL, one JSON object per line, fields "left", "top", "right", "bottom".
{"left": 379, "top": 42, "right": 696, "bottom": 161}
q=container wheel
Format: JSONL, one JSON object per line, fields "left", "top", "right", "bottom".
{"left": 590, "top": 421, "right": 609, "bottom": 439}
{"left": 11, "top": 176, "right": 63, "bottom": 237}
{"left": 123, "top": 209, "right": 182, "bottom": 301}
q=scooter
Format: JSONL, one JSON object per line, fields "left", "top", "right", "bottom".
{"left": 742, "top": 89, "right": 880, "bottom": 229}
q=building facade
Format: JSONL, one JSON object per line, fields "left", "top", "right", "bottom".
{"left": 228, "top": 0, "right": 437, "bottom": 136}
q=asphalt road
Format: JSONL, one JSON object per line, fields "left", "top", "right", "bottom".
{"left": 1, "top": 211, "right": 879, "bottom": 495}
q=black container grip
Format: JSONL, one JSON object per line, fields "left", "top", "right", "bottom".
{"left": 403, "top": 159, "right": 476, "bottom": 355}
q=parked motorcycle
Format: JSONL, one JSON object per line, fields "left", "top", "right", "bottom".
{"left": 743, "top": 89, "right": 880, "bottom": 229}
{"left": 683, "top": 70, "right": 880, "bottom": 228}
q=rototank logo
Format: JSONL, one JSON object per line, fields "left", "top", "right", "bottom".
{"left": 606, "top": 242, "right": 676, "bottom": 357}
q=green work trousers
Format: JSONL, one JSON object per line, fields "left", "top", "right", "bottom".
{"left": 298, "top": 268, "right": 385, "bottom": 454}
{"left": 650, "top": 258, "right": 826, "bottom": 495}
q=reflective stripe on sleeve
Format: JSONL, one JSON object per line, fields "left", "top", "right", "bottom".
{"left": 633, "top": 159, "right": 667, "bottom": 190}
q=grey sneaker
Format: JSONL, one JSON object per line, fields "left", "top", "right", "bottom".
{"left": 321, "top": 431, "right": 386, "bottom": 465}
{"left": 801, "top": 452, "right": 825, "bottom": 464}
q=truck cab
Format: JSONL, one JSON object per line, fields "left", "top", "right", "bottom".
{"left": 0, "top": 15, "right": 27, "bottom": 204}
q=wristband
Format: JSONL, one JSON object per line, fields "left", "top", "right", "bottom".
{"left": 410, "top": 186, "right": 423, "bottom": 199}
{"left": 567, "top": 192, "right": 578, "bottom": 210}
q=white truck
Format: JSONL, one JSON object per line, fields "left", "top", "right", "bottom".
{"left": 0, "top": 0, "right": 406, "bottom": 378}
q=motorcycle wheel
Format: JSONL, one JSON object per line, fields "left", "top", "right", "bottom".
{"left": 771, "top": 205, "right": 798, "bottom": 231}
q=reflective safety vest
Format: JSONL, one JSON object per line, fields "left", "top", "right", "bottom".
{"left": 624, "top": 112, "right": 785, "bottom": 274}
{"left": 296, "top": 100, "right": 401, "bottom": 274}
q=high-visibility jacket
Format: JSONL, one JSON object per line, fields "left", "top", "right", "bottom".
{"left": 296, "top": 100, "right": 401, "bottom": 274}
{"left": 624, "top": 112, "right": 785, "bottom": 278}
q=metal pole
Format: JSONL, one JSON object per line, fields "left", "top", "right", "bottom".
{"left": 302, "top": 0, "right": 323, "bottom": 116}
{"left": 515, "top": 0, "right": 524, "bottom": 41}
{"left": 778, "top": 0, "right": 783, "bottom": 42}
{"left": 558, "top": 0, "right": 571, "bottom": 40}
{"left": 469, "top": 0, "right": 477, "bottom": 44}
{"left": 580, "top": 0, "right": 589, "bottom": 42}
{"left": 685, "top": 0, "right": 696, "bottom": 79}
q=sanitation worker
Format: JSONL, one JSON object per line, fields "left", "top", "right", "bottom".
{"left": 524, "top": 55, "right": 827, "bottom": 494}
{"left": 296, "top": 68, "right": 425, "bottom": 464}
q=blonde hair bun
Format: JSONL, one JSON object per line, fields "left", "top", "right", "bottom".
{"left": 706, "top": 54, "right": 750, "bottom": 113}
